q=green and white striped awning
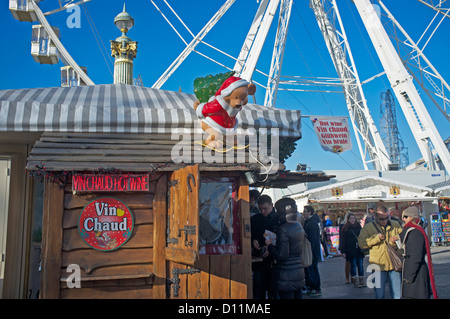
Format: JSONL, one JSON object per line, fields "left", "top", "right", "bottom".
{"left": 0, "top": 84, "right": 301, "bottom": 137}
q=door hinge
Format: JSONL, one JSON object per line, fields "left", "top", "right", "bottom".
{"left": 166, "top": 178, "right": 179, "bottom": 245}
{"left": 168, "top": 179, "right": 178, "bottom": 188}
{"left": 166, "top": 218, "right": 178, "bottom": 245}
{"left": 167, "top": 179, "right": 178, "bottom": 210}
{"left": 167, "top": 267, "right": 201, "bottom": 297}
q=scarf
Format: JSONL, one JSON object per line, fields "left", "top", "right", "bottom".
{"left": 404, "top": 219, "right": 439, "bottom": 299}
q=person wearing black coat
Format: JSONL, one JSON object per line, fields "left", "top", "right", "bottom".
{"left": 266, "top": 202, "right": 305, "bottom": 299}
{"left": 251, "top": 195, "right": 279, "bottom": 299}
{"left": 339, "top": 213, "right": 366, "bottom": 287}
{"left": 399, "top": 227, "right": 430, "bottom": 298}
{"left": 397, "top": 206, "right": 435, "bottom": 299}
{"left": 303, "top": 205, "right": 322, "bottom": 296}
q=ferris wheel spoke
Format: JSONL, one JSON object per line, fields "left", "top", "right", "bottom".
{"left": 43, "top": 0, "right": 93, "bottom": 16}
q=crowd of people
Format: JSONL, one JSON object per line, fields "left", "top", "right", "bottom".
{"left": 250, "top": 191, "right": 322, "bottom": 299}
{"left": 249, "top": 190, "right": 438, "bottom": 300}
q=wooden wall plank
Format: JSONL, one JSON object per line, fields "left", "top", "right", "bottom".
{"left": 64, "top": 193, "right": 154, "bottom": 210}
{"left": 40, "top": 179, "right": 64, "bottom": 299}
{"left": 209, "top": 255, "right": 231, "bottom": 299}
{"left": 61, "top": 248, "right": 153, "bottom": 275}
{"left": 231, "top": 177, "right": 252, "bottom": 299}
{"left": 75, "top": 264, "right": 153, "bottom": 279}
{"left": 60, "top": 284, "right": 153, "bottom": 299}
{"left": 62, "top": 224, "right": 154, "bottom": 251}
{"left": 152, "top": 173, "right": 167, "bottom": 299}
{"left": 190, "top": 255, "right": 210, "bottom": 299}
{"left": 61, "top": 277, "right": 152, "bottom": 289}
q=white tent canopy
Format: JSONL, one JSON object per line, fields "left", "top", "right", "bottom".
{"left": 435, "top": 181, "right": 450, "bottom": 198}
{"left": 292, "top": 176, "right": 437, "bottom": 206}
{"left": 0, "top": 84, "right": 302, "bottom": 136}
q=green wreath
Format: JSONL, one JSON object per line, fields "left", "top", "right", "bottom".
{"left": 193, "top": 71, "right": 235, "bottom": 103}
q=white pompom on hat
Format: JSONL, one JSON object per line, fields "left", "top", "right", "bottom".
{"left": 215, "top": 76, "right": 249, "bottom": 97}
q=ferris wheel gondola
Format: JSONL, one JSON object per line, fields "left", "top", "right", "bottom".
{"left": 31, "top": 24, "right": 60, "bottom": 65}
{"left": 9, "top": 0, "right": 37, "bottom": 22}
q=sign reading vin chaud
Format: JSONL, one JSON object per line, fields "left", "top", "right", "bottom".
{"left": 78, "top": 197, "right": 134, "bottom": 251}
{"left": 311, "top": 115, "right": 352, "bottom": 154}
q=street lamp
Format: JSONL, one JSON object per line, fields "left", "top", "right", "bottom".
{"left": 111, "top": 4, "right": 137, "bottom": 85}
{"left": 114, "top": 3, "right": 134, "bottom": 38}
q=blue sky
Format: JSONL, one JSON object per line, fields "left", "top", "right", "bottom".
{"left": 2, "top": 0, "right": 449, "bottom": 172}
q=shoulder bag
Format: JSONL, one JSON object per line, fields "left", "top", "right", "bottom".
{"left": 385, "top": 240, "right": 403, "bottom": 272}
{"left": 373, "top": 222, "right": 403, "bottom": 272}
{"left": 350, "top": 229, "right": 369, "bottom": 255}
{"left": 302, "top": 232, "right": 313, "bottom": 268}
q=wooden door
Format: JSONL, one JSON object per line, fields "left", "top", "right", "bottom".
{"left": 166, "top": 164, "right": 199, "bottom": 265}
{"left": 165, "top": 168, "right": 252, "bottom": 299}
{"left": 166, "top": 165, "right": 201, "bottom": 298}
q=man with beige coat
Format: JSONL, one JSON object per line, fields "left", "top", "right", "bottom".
{"left": 358, "top": 205, "right": 403, "bottom": 299}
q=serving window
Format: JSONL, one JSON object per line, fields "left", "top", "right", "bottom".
{"left": 199, "top": 176, "right": 241, "bottom": 255}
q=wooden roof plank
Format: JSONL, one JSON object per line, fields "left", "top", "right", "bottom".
{"left": 30, "top": 148, "right": 181, "bottom": 156}
{"left": 33, "top": 141, "right": 191, "bottom": 149}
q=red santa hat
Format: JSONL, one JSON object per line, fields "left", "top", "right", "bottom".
{"left": 215, "top": 76, "right": 250, "bottom": 97}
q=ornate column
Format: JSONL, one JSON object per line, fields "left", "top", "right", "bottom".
{"left": 111, "top": 4, "right": 137, "bottom": 85}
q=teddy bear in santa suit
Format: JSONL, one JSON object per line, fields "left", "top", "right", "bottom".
{"left": 194, "top": 75, "right": 256, "bottom": 148}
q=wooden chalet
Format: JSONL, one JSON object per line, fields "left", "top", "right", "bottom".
{"left": 0, "top": 84, "right": 332, "bottom": 299}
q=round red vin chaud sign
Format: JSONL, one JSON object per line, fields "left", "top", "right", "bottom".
{"left": 78, "top": 197, "right": 134, "bottom": 251}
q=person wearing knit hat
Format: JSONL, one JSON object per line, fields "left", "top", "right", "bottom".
{"left": 358, "top": 205, "right": 403, "bottom": 299}
{"left": 194, "top": 75, "right": 256, "bottom": 148}
{"left": 402, "top": 206, "right": 420, "bottom": 219}
{"left": 397, "top": 205, "right": 438, "bottom": 299}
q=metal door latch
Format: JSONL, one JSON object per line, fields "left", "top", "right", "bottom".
{"left": 168, "top": 267, "right": 201, "bottom": 297}
{"left": 167, "top": 179, "right": 178, "bottom": 210}
{"left": 178, "top": 225, "right": 196, "bottom": 247}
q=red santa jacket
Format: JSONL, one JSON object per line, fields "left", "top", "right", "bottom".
{"left": 196, "top": 95, "right": 241, "bottom": 134}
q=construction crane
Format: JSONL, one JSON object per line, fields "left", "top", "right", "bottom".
{"left": 380, "top": 89, "right": 409, "bottom": 170}
{"left": 353, "top": 0, "right": 450, "bottom": 172}
{"left": 232, "top": 0, "right": 450, "bottom": 172}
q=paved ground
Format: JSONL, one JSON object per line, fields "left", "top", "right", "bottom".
{"left": 303, "top": 245, "right": 450, "bottom": 299}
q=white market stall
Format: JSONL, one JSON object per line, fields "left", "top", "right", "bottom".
{"left": 291, "top": 175, "right": 438, "bottom": 255}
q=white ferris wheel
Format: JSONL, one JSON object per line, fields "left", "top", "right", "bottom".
{"left": 8, "top": 0, "right": 450, "bottom": 173}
